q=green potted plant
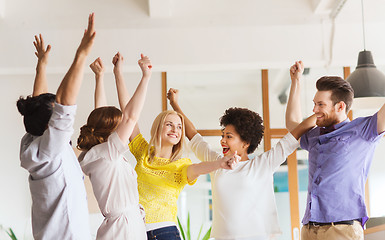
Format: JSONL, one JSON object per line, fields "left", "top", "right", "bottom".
{"left": 177, "top": 213, "right": 211, "bottom": 240}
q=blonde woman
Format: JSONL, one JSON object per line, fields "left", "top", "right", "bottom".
{"left": 77, "top": 53, "right": 151, "bottom": 240}
{"left": 128, "top": 102, "right": 240, "bottom": 239}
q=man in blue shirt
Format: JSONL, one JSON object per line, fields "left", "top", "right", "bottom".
{"left": 286, "top": 61, "right": 385, "bottom": 240}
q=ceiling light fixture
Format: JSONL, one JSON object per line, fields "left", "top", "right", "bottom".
{"left": 346, "top": 0, "right": 385, "bottom": 110}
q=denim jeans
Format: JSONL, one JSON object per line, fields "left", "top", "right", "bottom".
{"left": 147, "top": 226, "right": 181, "bottom": 240}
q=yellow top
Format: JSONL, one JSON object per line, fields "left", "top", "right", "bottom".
{"left": 129, "top": 134, "right": 196, "bottom": 224}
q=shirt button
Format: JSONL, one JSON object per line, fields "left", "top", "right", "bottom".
{"left": 314, "top": 177, "right": 321, "bottom": 185}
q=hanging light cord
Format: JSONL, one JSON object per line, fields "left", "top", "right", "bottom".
{"left": 361, "top": 0, "right": 366, "bottom": 50}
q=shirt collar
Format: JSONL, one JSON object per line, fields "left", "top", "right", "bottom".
{"left": 334, "top": 117, "right": 350, "bottom": 130}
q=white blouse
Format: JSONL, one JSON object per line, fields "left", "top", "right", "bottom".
{"left": 189, "top": 133, "right": 299, "bottom": 240}
{"left": 80, "top": 132, "right": 146, "bottom": 240}
{"left": 20, "top": 103, "right": 91, "bottom": 240}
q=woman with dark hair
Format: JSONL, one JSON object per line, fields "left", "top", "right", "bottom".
{"left": 169, "top": 88, "right": 316, "bottom": 240}
{"left": 77, "top": 52, "right": 151, "bottom": 240}
{"left": 17, "top": 14, "right": 95, "bottom": 240}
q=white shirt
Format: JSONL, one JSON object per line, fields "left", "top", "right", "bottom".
{"left": 20, "top": 103, "right": 91, "bottom": 240}
{"left": 189, "top": 133, "right": 299, "bottom": 240}
{"left": 79, "top": 132, "right": 146, "bottom": 240}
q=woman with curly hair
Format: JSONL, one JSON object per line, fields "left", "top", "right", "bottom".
{"left": 168, "top": 88, "right": 316, "bottom": 240}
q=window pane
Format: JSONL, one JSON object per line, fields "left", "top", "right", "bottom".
{"left": 167, "top": 70, "right": 263, "bottom": 129}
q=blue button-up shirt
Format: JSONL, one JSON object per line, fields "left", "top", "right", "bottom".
{"left": 300, "top": 112, "right": 384, "bottom": 225}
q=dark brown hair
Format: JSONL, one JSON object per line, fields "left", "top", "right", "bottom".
{"left": 77, "top": 106, "right": 122, "bottom": 151}
{"left": 220, "top": 107, "right": 264, "bottom": 154}
{"left": 316, "top": 76, "right": 354, "bottom": 113}
{"left": 16, "top": 93, "right": 56, "bottom": 136}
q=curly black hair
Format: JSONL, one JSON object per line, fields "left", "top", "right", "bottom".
{"left": 219, "top": 107, "right": 264, "bottom": 154}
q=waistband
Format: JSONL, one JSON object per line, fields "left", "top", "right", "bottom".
{"left": 103, "top": 205, "right": 142, "bottom": 219}
{"left": 306, "top": 219, "right": 359, "bottom": 227}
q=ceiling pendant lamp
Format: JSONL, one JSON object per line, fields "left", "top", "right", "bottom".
{"left": 346, "top": 0, "right": 385, "bottom": 110}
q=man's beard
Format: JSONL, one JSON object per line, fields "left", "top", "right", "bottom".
{"left": 316, "top": 115, "right": 339, "bottom": 127}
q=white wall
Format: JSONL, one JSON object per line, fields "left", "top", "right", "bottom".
{"left": 0, "top": 70, "right": 161, "bottom": 239}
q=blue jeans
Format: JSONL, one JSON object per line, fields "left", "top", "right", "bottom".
{"left": 147, "top": 226, "right": 181, "bottom": 240}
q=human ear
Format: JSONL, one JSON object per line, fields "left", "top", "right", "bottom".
{"left": 336, "top": 101, "right": 346, "bottom": 113}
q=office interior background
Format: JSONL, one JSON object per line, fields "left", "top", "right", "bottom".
{"left": 1, "top": 0, "right": 385, "bottom": 239}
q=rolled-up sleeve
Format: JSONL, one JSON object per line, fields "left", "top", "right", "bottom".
{"left": 262, "top": 132, "right": 299, "bottom": 172}
{"left": 39, "top": 103, "right": 77, "bottom": 159}
{"left": 188, "top": 133, "right": 221, "bottom": 162}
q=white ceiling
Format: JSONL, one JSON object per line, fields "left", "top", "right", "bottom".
{"left": 1, "top": 0, "right": 385, "bottom": 74}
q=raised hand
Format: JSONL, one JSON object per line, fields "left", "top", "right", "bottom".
{"left": 220, "top": 151, "right": 241, "bottom": 170}
{"left": 112, "top": 52, "right": 124, "bottom": 75}
{"left": 77, "top": 13, "right": 96, "bottom": 57}
{"left": 33, "top": 34, "right": 51, "bottom": 66}
{"left": 32, "top": 34, "right": 51, "bottom": 96}
{"left": 167, "top": 88, "right": 179, "bottom": 105}
{"left": 138, "top": 54, "right": 152, "bottom": 78}
{"left": 90, "top": 57, "right": 107, "bottom": 108}
{"left": 90, "top": 57, "right": 105, "bottom": 76}
{"left": 290, "top": 61, "right": 304, "bottom": 82}
{"left": 56, "top": 13, "right": 96, "bottom": 106}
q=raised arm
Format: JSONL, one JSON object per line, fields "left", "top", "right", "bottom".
{"left": 112, "top": 52, "right": 130, "bottom": 111}
{"left": 377, "top": 104, "right": 385, "bottom": 134}
{"left": 167, "top": 88, "right": 198, "bottom": 140}
{"left": 187, "top": 151, "right": 240, "bottom": 182}
{"left": 111, "top": 52, "right": 142, "bottom": 141}
{"left": 32, "top": 34, "right": 51, "bottom": 97}
{"left": 115, "top": 54, "right": 152, "bottom": 144}
{"left": 90, "top": 57, "right": 107, "bottom": 108}
{"left": 56, "top": 13, "right": 96, "bottom": 105}
{"left": 290, "top": 114, "right": 316, "bottom": 140}
{"left": 286, "top": 61, "right": 304, "bottom": 131}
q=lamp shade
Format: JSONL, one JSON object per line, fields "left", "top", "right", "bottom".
{"left": 346, "top": 50, "right": 385, "bottom": 98}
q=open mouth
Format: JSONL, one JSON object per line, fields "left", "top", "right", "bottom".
{"left": 222, "top": 147, "right": 230, "bottom": 154}
{"left": 167, "top": 134, "right": 178, "bottom": 138}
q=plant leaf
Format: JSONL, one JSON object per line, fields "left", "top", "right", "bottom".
{"left": 197, "top": 224, "right": 203, "bottom": 240}
{"left": 177, "top": 216, "right": 186, "bottom": 240}
{"left": 6, "top": 228, "right": 18, "bottom": 240}
{"left": 202, "top": 226, "right": 211, "bottom": 240}
{"left": 187, "top": 213, "right": 191, "bottom": 240}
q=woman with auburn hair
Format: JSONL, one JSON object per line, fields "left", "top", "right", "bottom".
{"left": 77, "top": 52, "right": 151, "bottom": 240}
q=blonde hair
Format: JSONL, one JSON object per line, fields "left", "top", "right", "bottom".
{"left": 77, "top": 106, "right": 122, "bottom": 151}
{"left": 148, "top": 110, "right": 186, "bottom": 162}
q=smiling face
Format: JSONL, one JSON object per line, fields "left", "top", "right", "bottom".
{"left": 313, "top": 90, "right": 341, "bottom": 127}
{"left": 161, "top": 113, "right": 183, "bottom": 146}
{"left": 220, "top": 124, "right": 249, "bottom": 160}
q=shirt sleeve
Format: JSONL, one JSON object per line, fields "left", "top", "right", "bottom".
{"left": 188, "top": 133, "right": 221, "bottom": 162}
{"left": 261, "top": 132, "right": 299, "bottom": 172}
{"left": 360, "top": 112, "right": 385, "bottom": 141}
{"left": 39, "top": 102, "right": 77, "bottom": 159}
{"left": 107, "top": 131, "right": 129, "bottom": 162}
{"left": 20, "top": 103, "right": 76, "bottom": 173}
{"left": 181, "top": 162, "right": 198, "bottom": 186}
{"left": 300, "top": 131, "right": 310, "bottom": 150}
{"left": 129, "top": 133, "right": 149, "bottom": 161}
